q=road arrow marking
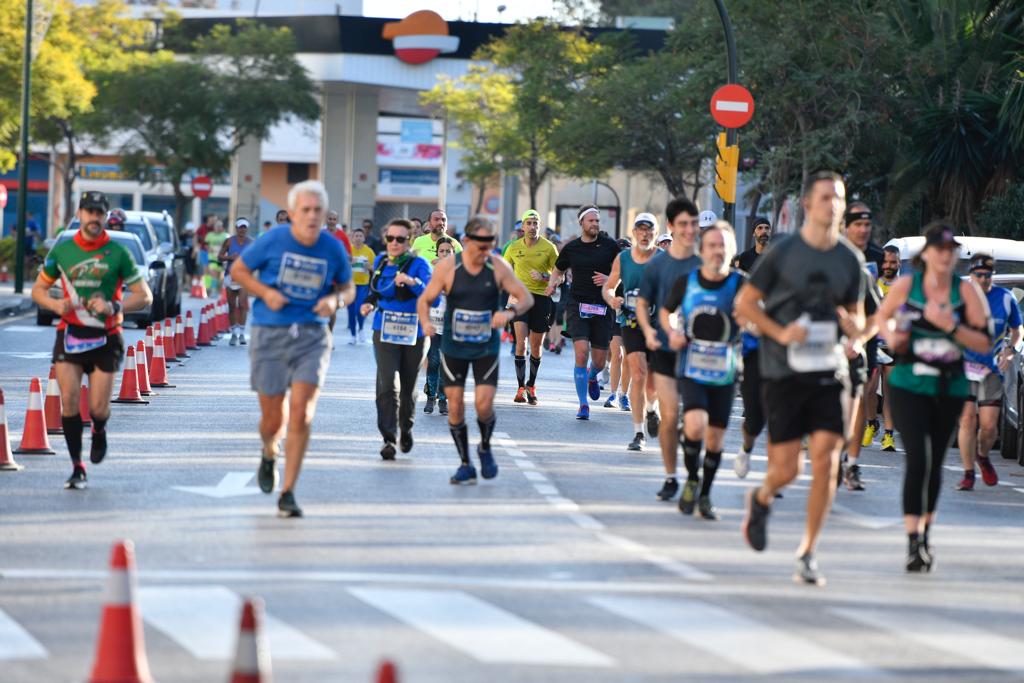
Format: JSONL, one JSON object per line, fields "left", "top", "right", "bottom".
{"left": 172, "top": 472, "right": 262, "bottom": 498}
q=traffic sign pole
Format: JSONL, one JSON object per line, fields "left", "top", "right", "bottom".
{"left": 713, "top": 0, "right": 738, "bottom": 228}
{"left": 14, "top": 0, "right": 34, "bottom": 294}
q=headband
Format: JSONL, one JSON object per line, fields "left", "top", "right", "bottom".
{"left": 845, "top": 210, "right": 872, "bottom": 223}
{"left": 578, "top": 207, "right": 599, "bottom": 223}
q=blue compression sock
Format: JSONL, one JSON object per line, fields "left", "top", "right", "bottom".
{"left": 574, "top": 366, "right": 589, "bottom": 405}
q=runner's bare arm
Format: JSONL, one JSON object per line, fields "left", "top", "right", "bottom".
{"left": 658, "top": 305, "right": 688, "bottom": 350}
{"left": 875, "top": 275, "right": 912, "bottom": 353}
{"left": 417, "top": 257, "right": 453, "bottom": 337}
{"left": 493, "top": 256, "right": 534, "bottom": 317}
{"left": 31, "top": 272, "right": 72, "bottom": 316}
{"left": 230, "top": 258, "right": 288, "bottom": 311}
{"left": 601, "top": 253, "right": 623, "bottom": 310}
{"left": 545, "top": 267, "right": 565, "bottom": 296}
{"left": 120, "top": 278, "right": 153, "bottom": 314}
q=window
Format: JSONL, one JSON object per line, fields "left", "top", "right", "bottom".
{"left": 287, "top": 163, "right": 310, "bottom": 185}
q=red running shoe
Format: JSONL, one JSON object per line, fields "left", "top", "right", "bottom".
{"left": 977, "top": 455, "right": 999, "bottom": 486}
{"left": 955, "top": 472, "right": 975, "bottom": 491}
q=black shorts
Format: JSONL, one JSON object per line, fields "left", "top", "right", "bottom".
{"left": 565, "top": 298, "right": 615, "bottom": 350}
{"left": 442, "top": 353, "right": 500, "bottom": 388}
{"left": 649, "top": 349, "right": 677, "bottom": 378}
{"left": 621, "top": 325, "right": 647, "bottom": 355}
{"left": 515, "top": 295, "right": 554, "bottom": 334}
{"left": 53, "top": 329, "right": 125, "bottom": 375}
{"left": 763, "top": 378, "right": 847, "bottom": 443}
{"left": 865, "top": 337, "right": 879, "bottom": 376}
{"left": 680, "top": 378, "right": 735, "bottom": 428}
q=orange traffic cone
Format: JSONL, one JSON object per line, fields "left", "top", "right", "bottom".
{"left": 88, "top": 540, "right": 155, "bottom": 683}
{"left": 144, "top": 326, "right": 155, "bottom": 366}
{"left": 184, "top": 311, "right": 199, "bottom": 350}
{"left": 14, "top": 378, "right": 55, "bottom": 455}
{"left": 111, "top": 347, "right": 149, "bottom": 405}
{"left": 376, "top": 661, "right": 398, "bottom": 683}
{"left": 229, "top": 598, "right": 271, "bottom": 683}
{"left": 149, "top": 336, "right": 175, "bottom": 388}
{"left": 44, "top": 365, "right": 63, "bottom": 435}
{"left": 198, "top": 306, "right": 213, "bottom": 346}
{"left": 163, "top": 319, "right": 179, "bottom": 363}
{"left": 174, "top": 315, "right": 189, "bottom": 358}
{"left": 0, "top": 389, "right": 25, "bottom": 471}
{"left": 190, "top": 276, "right": 207, "bottom": 299}
{"left": 218, "top": 300, "right": 229, "bottom": 334}
{"left": 80, "top": 382, "right": 91, "bottom": 426}
{"left": 135, "top": 341, "right": 153, "bottom": 396}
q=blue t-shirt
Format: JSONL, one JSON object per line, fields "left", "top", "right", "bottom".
{"left": 965, "top": 285, "right": 1022, "bottom": 374}
{"left": 241, "top": 225, "right": 352, "bottom": 326}
{"left": 369, "top": 253, "right": 432, "bottom": 337}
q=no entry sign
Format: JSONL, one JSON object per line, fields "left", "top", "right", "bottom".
{"left": 710, "top": 84, "right": 755, "bottom": 129}
{"left": 190, "top": 175, "right": 213, "bottom": 199}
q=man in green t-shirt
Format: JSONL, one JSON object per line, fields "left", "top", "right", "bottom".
{"left": 411, "top": 209, "right": 462, "bottom": 260}
{"left": 31, "top": 191, "right": 153, "bottom": 491}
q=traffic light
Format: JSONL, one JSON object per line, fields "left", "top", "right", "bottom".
{"left": 715, "top": 132, "right": 739, "bottom": 204}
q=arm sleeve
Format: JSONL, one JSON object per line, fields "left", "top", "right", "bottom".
{"left": 662, "top": 275, "right": 688, "bottom": 313}
{"left": 240, "top": 233, "right": 269, "bottom": 271}
{"left": 332, "top": 242, "right": 353, "bottom": 286}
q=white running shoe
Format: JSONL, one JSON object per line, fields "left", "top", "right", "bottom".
{"left": 734, "top": 450, "right": 751, "bottom": 479}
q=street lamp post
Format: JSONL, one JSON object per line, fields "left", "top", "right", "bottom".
{"left": 14, "top": 0, "right": 34, "bottom": 294}
{"left": 712, "top": 0, "right": 738, "bottom": 228}
{"left": 590, "top": 179, "right": 622, "bottom": 236}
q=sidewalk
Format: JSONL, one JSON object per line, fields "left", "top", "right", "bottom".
{"left": 0, "top": 282, "right": 34, "bottom": 317}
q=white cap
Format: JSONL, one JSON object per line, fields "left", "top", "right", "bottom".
{"left": 656, "top": 233, "right": 673, "bottom": 244}
{"left": 699, "top": 210, "right": 717, "bottom": 228}
{"left": 235, "top": 217, "right": 250, "bottom": 229}
{"left": 633, "top": 212, "right": 658, "bottom": 229}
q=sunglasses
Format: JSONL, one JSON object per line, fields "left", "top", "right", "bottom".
{"left": 385, "top": 235, "right": 408, "bottom": 244}
{"left": 466, "top": 233, "right": 496, "bottom": 243}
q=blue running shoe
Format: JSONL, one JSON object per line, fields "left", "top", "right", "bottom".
{"left": 450, "top": 464, "right": 478, "bottom": 485}
{"left": 576, "top": 404, "right": 590, "bottom": 420}
{"left": 588, "top": 377, "right": 601, "bottom": 401}
{"left": 603, "top": 392, "right": 617, "bottom": 408}
{"left": 478, "top": 446, "right": 498, "bottom": 479}
{"left": 619, "top": 394, "right": 631, "bottom": 411}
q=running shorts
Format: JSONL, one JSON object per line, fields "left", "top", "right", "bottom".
{"left": 565, "top": 297, "right": 614, "bottom": 350}
{"left": 442, "top": 353, "right": 500, "bottom": 388}
{"left": 515, "top": 295, "right": 554, "bottom": 334}
{"left": 53, "top": 329, "right": 124, "bottom": 375}
{"left": 763, "top": 378, "right": 848, "bottom": 443}
{"left": 621, "top": 325, "right": 647, "bottom": 355}
{"left": 680, "top": 378, "right": 735, "bottom": 428}
{"left": 249, "top": 324, "right": 331, "bottom": 395}
{"left": 969, "top": 372, "right": 1003, "bottom": 407}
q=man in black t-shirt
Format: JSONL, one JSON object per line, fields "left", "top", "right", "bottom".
{"left": 734, "top": 217, "right": 772, "bottom": 274}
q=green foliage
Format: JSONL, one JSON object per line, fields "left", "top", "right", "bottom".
{"left": 975, "top": 183, "right": 1024, "bottom": 239}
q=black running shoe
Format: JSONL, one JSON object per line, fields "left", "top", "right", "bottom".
{"left": 257, "top": 456, "right": 278, "bottom": 494}
{"left": 438, "top": 399, "right": 449, "bottom": 416}
{"left": 656, "top": 477, "right": 679, "bottom": 501}
{"left": 844, "top": 463, "right": 865, "bottom": 491}
{"left": 645, "top": 410, "right": 660, "bottom": 437}
{"left": 400, "top": 431, "right": 413, "bottom": 454}
{"left": 742, "top": 489, "right": 770, "bottom": 551}
{"left": 64, "top": 467, "right": 87, "bottom": 491}
{"left": 381, "top": 442, "right": 397, "bottom": 461}
{"left": 90, "top": 429, "right": 107, "bottom": 464}
{"left": 906, "top": 540, "right": 930, "bottom": 573}
{"left": 697, "top": 495, "right": 718, "bottom": 521}
{"left": 627, "top": 432, "right": 645, "bottom": 451}
{"left": 423, "top": 396, "right": 435, "bottom": 414}
{"left": 678, "top": 479, "right": 699, "bottom": 515}
{"left": 794, "top": 553, "right": 826, "bottom": 586}
{"left": 277, "top": 490, "right": 303, "bottom": 518}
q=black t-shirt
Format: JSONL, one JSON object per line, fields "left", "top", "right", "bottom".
{"left": 735, "top": 247, "right": 761, "bottom": 274}
{"left": 862, "top": 242, "right": 885, "bottom": 280}
{"left": 554, "top": 233, "right": 621, "bottom": 304}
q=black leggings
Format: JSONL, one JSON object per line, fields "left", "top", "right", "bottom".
{"left": 890, "top": 386, "right": 965, "bottom": 516}
{"left": 740, "top": 351, "right": 765, "bottom": 438}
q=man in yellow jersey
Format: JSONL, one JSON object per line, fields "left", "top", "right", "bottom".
{"left": 865, "top": 244, "right": 901, "bottom": 451}
{"left": 346, "top": 225, "right": 377, "bottom": 344}
{"left": 504, "top": 210, "right": 559, "bottom": 404}
{"left": 411, "top": 209, "right": 463, "bottom": 261}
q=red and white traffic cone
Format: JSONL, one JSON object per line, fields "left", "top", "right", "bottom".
{"left": 44, "top": 365, "right": 63, "bottom": 435}
{"left": 88, "top": 540, "right": 155, "bottom": 683}
{"left": 174, "top": 315, "right": 189, "bottom": 358}
{"left": 14, "top": 378, "right": 55, "bottom": 455}
{"left": 184, "top": 311, "right": 199, "bottom": 350}
{"left": 190, "top": 276, "right": 207, "bottom": 299}
{"left": 375, "top": 660, "right": 398, "bottom": 683}
{"left": 229, "top": 598, "right": 271, "bottom": 683}
{"left": 111, "top": 346, "right": 149, "bottom": 405}
{"left": 148, "top": 336, "right": 175, "bottom": 388}
{"left": 198, "top": 306, "right": 213, "bottom": 346}
{"left": 163, "top": 319, "right": 179, "bottom": 363}
{"left": 80, "top": 382, "right": 91, "bottom": 426}
{"left": 135, "top": 341, "right": 153, "bottom": 396}
{"left": 0, "top": 389, "right": 25, "bottom": 471}
{"left": 144, "top": 326, "right": 155, "bottom": 366}
{"left": 218, "top": 300, "right": 229, "bottom": 334}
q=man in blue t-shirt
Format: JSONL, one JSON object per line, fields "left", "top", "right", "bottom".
{"left": 231, "top": 180, "right": 354, "bottom": 518}
{"left": 956, "top": 253, "right": 1022, "bottom": 491}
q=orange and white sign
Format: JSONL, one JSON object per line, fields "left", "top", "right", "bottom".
{"left": 382, "top": 10, "right": 460, "bottom": 65}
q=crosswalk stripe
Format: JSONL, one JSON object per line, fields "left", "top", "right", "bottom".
{"left": 0, "top": 608, "right": 47, "bottom": 660}
{"left": 139, "top": 586, "right": 334, "bottom": 661}
{"left": 832, "top": 608, "right": 1024, "bottom": 672}
{"left": 349, "top": 587, "right": 614, "bottom": 667}
{"left": 589, "top": 596, "right": 873, "bottom": 675}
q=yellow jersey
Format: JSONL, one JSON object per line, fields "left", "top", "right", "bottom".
{"left": 504, "top": 236, "right": 559, "bottom": 296}
{"left": 877, "top": 277, "right": 895, "bottom": 297}
{"left": 350, "top": 245, "right": 375, "bottom": 286}
{"left": 412, "top": 233, "right": 462, "bottom": 261}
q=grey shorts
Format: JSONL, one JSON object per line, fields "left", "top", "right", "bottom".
{"left": 249, "top": 324, "right": 331, "bottom": 395}
{"left": 969, "top": 372, "right": 1003, "bottom": 407}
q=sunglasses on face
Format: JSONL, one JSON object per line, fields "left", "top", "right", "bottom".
{"left": 385, "top": 235, "right": 408, "bottom": 244}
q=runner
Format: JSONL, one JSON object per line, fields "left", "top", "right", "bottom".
{"left": 875, "top": 222, "right": 989, "bottom": 571}
{"left": 411, "top": 209, "right": 463, "bottom": 260}
{"left": 417, "top": 217, "right": 534, "bottom": 484}
{"left": 956, "top": 253, "right": 1021, "bottom": 491}
{"left": 205, "top": 219, "right": 228, "bottom": 298}
{"left": 603, "top": 238, "right": 633, "bottom": 410}
{"left": 424, "top": 237, "right": 456, "bottom": 416}
{"left": 546, "top": 205, "right": 621, "bottom": 420}
{"left": 504, "top": 210, "right": 558, "bottom": 405}
{"left": 230, "top": 180, "right": 354, "bottom": 517}
{"left": 31, "top": 191, "right": 154, "bottom": 490}
{"left": 636, "top": 199, "right": 702, "bottom": 500}
{"left": 602, "top": 214, "right": 660, "bottom": 451}
{"left": 735, "top": 171, "right": 867, "bottom": 586}
{"left": 346, "top": 226, "right": 376, "bottom": 345}
{"left": 661, "top": 221, "right": 744, "bottom": 520}
{"left": 218, "top": 218, "right": 255, "bottom": 346}
{"left": 360, "top": 219, "right": 433, "bottom": 460}
{"left": 410, "top": 217, "right": 424, "bottom": 240}
{"left": 324, "top": 209, "right": 352, "bottom": 254}
{"left": 869, "top": 245, "right": 901, "bottom": 452}
{"left": 546, "top": 232, "right": 568, "bottom": 355}
{"left": 106, "top": 208, "right": 127, "bottom": 231}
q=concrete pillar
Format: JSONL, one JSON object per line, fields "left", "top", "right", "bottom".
{"left": 229, "top": 135, "right": 262, "bottom": 226}
{"left": 320, "top": 86, "right": 377, "bottom": 229}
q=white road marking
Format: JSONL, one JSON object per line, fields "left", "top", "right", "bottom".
{"left": 593, "top": 596, "right": 874, "bottom": 675}
{"left": 0, "top": 608, "right": 47, "bottom": 660}
{"left": 534, "top": 483, "right": 559, "bottom": 496}
{"left": 139, "top": 585, "right": 334, "bottom": 661}
{"left": 522, "top": 471, "right": 548, "bottom": 482}
{"left": 833, "top": 608, "right": 1024, "bottom": 672}
{"left": 830, "top": 502, "right": 902, "bottom": 529}
{"left": 349, "top": 587, "right": 613, "bottom": 667}
{"left": 0, "top": 326, "right": 46, "bottom": 333}
{"left": 171, "top": 472, "right": 262, "bottom": 498}
{"left": 0, "top": 351, "right": 51, "bottom": 359}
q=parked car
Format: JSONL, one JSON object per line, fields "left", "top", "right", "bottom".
{"left": 883, "top": 235, "right": 1024, "bottom": 287}
{"left": 35, "top": 230, "right": 162, "bottom": 328}
{"left": 998, "top": 285, "right": 1024, "bottom": 467}
{"left": 135, "top": 210, "right": 186, "bottom": 315}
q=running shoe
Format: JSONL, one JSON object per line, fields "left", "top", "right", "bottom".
{"left": 656, "top": 477, "right": 679, "bottom": 501}
{"left": 64, "top": 466, "right": 87, "bottom": 491}
{"left": 424, "top": 396, "right": 436, "bottom": 414}
{"left": 794, "top": 553, "right": 826, "bottom": 586}
{"left": 679, "top": 479, "right": 699, "bottom": 515}
{"left": 229, "top": 333, "right": 238, "bottom": 346}
{"left": 619, "top": 394, "right": 630, "bottom": 411}
{"left": 697, "top": 495, "right": 718, "bottom": 521}
{"left": 576, "top": 404, "right": 590, "bottom": 420}
{"left": 627, "top": 432, "right": 645, "bottom": 452}
{"left": 277, "top": 490, "right": 303, "bottom": 518}
{"left": 600, "top": 366, "right": 610, "bottom": 387}
{"left": 603, "top": 393, "right": 617, "bottom": 408}
{"left": 977, "top": 455, "right": 999, "bottom": 486}
{"left": 742, "top": 489, "right": 770, "bottom": 552}
{"left": 438, "top": 398, "right": 449, "bottom": 416}
{"left": 90, "top": 429, "right": 107, "bottom": 464}
{"left": 478, "top": 446, "right": 498, "bottom": 479}
{"left": 588, "top": 375, "right": 601, "bottom": 401}
{"left": 844, "top": 463, "right": 865, "bottom": 491}
{"left": 955, "top": 471, "right": 975, "bottom": 491}
{"left": 861, "top": 422, "right": 877, "bottom": 447}
{"left": 400, "top": 431, "right": 413, "bottom": 454}
{"left": 881, "top": 431, "right": 896, "bottom": 451}
{"left": 380, "top": 442, "right": 397, "bottom": 461}
{"left": 257, "top": 456, "right": 278, "bottom": 494}
{"left": 734, "top": 449, "right": 751, "bottom": 479}
{"left": 645, "top": 410, "right": 660, "bottom": 437}
{"left": 514, "top": 387, "right": 527, "bottom": 403}
{"left": 450, "top": 463, "right": 478, "bottom": 485}
{"left": 906, "top": 540, "right": 930, "bottom": 573}
{"left": 526, "top": 386, "right": 538, "bottom": 406}
{"left": 238, "top": 333, "right": 247, "bottom": 346}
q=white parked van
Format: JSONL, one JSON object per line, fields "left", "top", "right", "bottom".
{"left": 883, "top": 236, "right": 1024, "bottom": 288}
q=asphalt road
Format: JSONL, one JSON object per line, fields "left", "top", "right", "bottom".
{"left": 1, "top": 299, "right": 1022, "bottom": 683}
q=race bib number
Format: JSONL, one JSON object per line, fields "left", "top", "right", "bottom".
{"left": 787, "top": 321, "right": 841, "bottom": 373}
{"left": 579, "top": 303, "right": 607, "bottom": 319}
{"left": 683, "top": 340, "right": 735, "bottom": 385}
{"left": 912, "top": 337, "right": 961, "bottom": 364}
{"left": 64, "top": 329, "right": 107, "bottom": 355}
{"left": 452, "top": 309, "right": 491, "bottom": 344}
{"left": 624, "top": 290, "right": 639, "bottom": 312}
{"left": 380, "top": 310, "right": 418, "bottom": 346}
{"left": 964, "top": 360, "right": 990, "bottom": 382}
{"left": 351, "top": 257, "right": 369, "bottom": 275}
{"left": 429, "top": 298, "right": 446, "bottom": 334}
{"left": 277, "top": 252, "right": 328, "bottom": 300}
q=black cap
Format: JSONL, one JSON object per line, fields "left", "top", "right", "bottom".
{"left": 79, "top": 191, "right": 109, "bottom": 212}
{"left": 752, "top": 217, "right": 771, "bottom": 230}
{"left": 923, "top": 223, "right": 960, "bottom": 249}
{"left": 970, "top": 253, "right": 994, "bottom": 272}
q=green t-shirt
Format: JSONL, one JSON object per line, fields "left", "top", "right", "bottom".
{"left": 206, "top": 231, "right": 228, "bottom": 257}
{"left": 412, "top": 233, "right": 462, "bottom": 261}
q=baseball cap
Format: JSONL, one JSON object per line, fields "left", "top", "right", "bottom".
{"left": 656, "top": 233, "right": 673, "bottom": 244}
{"left": 633, "top": 212, "right": 658, "bottom": 229}
{"left": 520, "top": 209, "right": 540, "bottom": 223}
{"left": 79, "top": 191, "right": 109, "bottom": 212}
{"left": 699, "top": 210, "right": 717, "bottom": 229}
{"left": 969, "top": 253, "right": 994, "bottom": 272}
{"left": 235, "top": 217, "right": 250, "bottom": 229}
{"left": 923, "top": 223, "right": 960, "bottom": 249}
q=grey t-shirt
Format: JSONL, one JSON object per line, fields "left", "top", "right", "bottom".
{"left": 749, "top": 232, "right": 864, "bottom": 382}
{"left": 639, "top": 249, "right": 702, "bottom": 346}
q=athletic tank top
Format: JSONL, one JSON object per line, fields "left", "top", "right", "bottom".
{"left": 226, "top": 236, "right": 251, "bottom": 260}
{"left": 618, "top": 250, "right": 649, "bottom": 326}
{"left": 676, "top": 270, "right": 743, "bottom": 385}
{"left": 441, "top": 254, "right": 501, "bottom": 359}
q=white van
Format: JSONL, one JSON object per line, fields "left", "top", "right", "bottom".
{"left": 883, "top": 236, "right": 1024, "bottom": 288}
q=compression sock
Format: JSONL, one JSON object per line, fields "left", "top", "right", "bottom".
{"left": 701, "top": 450, "right": 722, "bottom": 496}
{"left": 682, "top": 438, "right": 702, "bottom": 482}
{"left": 514, "top": 355, "right": 526, "bottom": 388}
{"left": 588, "top": 365, "right": 600, "bottom": 382}
{"left": 478, "top": 413, "right": 496, "bottom": 451}
{"left": 450, "top": 422, "right": 470, "bottom": 466}
{"left": 62, "top": 414, "right": 84, "bottom": 467}
{"left": 527, "top": 355, "right": 541, "bottom": 387}
{"left": 573, "top": 367, "right": 588, "bottom": 404}
{"left": 89, "top": 413, "right": 109, "bottom": 464}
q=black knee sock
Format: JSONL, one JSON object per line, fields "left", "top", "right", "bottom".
{"left": 922, "top": 523, "right": 931, "bottom": 548}
{"left": 682, "top": 438, "right": 702, "bottom": 482}
{"left": 701, "top": 450, "right": 722, "bottom": 496}
{"left": 450, "top": 422, "right": 470, "bottom": 465}
{"left": 514, "top": 355, "right": 526, "bottom": 387}
{"left": 478, "top": 413, "right": 496, "bottom": 450}
{"left": 61, "top": 414, "right": 83, "bottom": 467}
{"left": 908, "top": 531, "right": 920, "bottom": 551}
{"left": 527, "top": 355, "right": 541, "bottom": 387}
{"left": 90, "top": 413, "right": 108, "bottom": 434}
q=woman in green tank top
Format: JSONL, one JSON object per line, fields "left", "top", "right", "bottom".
{"left": 875, "top": 222, "right": 990, "bottom": 574}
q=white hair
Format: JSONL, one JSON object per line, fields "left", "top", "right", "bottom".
{"left": 287, "top": 180, "right": 329, "bottom": 212}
